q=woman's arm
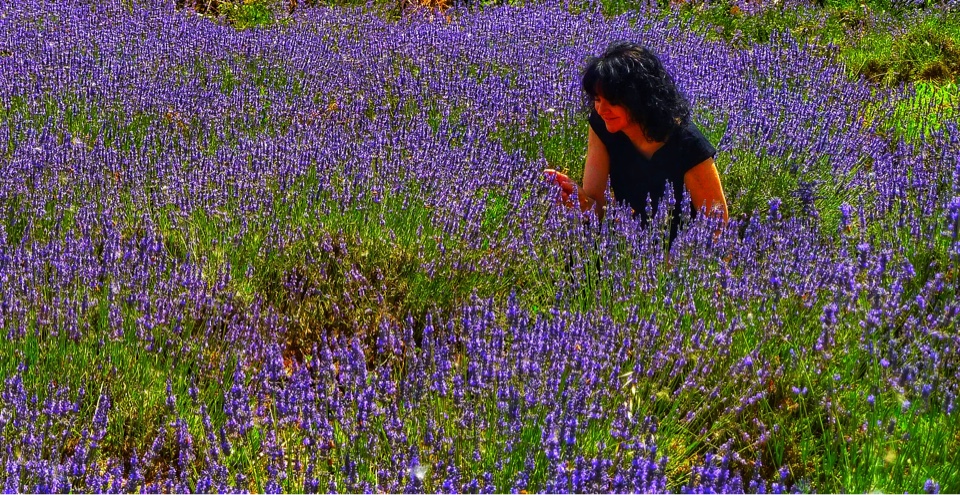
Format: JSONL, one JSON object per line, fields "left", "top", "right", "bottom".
{"left": 545, "top": 127, "right": 610, "bottom": 219}
{"left": 683, "top": 157, "right": 728, "bottom": 222}
{"left": 580, "top": 127, "right": 610, "bottom": 217}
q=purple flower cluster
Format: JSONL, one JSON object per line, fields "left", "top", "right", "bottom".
{"left": 0, "top": 0, "right": 958, "bottom": 492}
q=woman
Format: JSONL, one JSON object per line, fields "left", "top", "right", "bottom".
{"left": 547, "top": 42, "right": 728, "bottom": 245}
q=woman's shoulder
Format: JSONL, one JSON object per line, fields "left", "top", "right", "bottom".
{"left": 587, "top": 110, "right": 621, "bottom": 149}
{"left": 587, "top": 110, "right": 609, "bottom": 136}
{"left": 675, "top": 121, "right": 714, "bottom": 150}
{"left": 667, "top": 120, "right": 716, "bottom": 170}
{"left": 674, "top": 120, "right": 708, "bottom": 143}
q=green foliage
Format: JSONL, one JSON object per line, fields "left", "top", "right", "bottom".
{"left": 0, "top": 290, "right": 235, "bottom": 465}
{"left": 671, "top": 1, "right": 839, "bottom": 47}
{"left": 876, "top": 81, "right": 958, "bottom": 141}
{"left": 846, "top": 10, "right": 960, "bottom": 85}
{"left": 665, "top": 0, "right": 960, "bottom": 88}
{"left": 220, "top": 0, "right": 277, "bottom": 29}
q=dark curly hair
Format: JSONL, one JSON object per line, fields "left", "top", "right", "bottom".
{"left": 582, "top": 42, "right": 691, "bottom": 143}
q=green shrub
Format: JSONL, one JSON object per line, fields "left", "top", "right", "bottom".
{"left": 220, "top": 0, "right": 276, "bottom": 29}
{"left": 850, "top": 14, "right": 960, "bottom": 85}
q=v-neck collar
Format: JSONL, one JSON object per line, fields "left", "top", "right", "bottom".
{"left": 619, "top": 131, "right": 670, "bottom": 162}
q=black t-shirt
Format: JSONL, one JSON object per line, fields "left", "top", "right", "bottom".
{"left": 588, "top": 111, "right": 716, "bottom": 245}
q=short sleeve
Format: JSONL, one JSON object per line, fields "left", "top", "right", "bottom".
{"left": 588, "top": 111, "right": 616, "bottom": 148}
{"left": 675, "top": 122, "right": 716, "bottom": 174}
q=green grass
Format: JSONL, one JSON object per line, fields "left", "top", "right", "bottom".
{"left": 844, "top": 10, "right": 960, "bottom": 85}
{"left": 220, "top": 0, "right": 279, "bottom": 29}
{"left": 665, "top": 0, "right": 960, "bottom": 87}
{"left": 0, "top": 292, "right": 236, "bottom": 466}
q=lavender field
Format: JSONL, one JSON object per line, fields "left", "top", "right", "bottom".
{"left": 0, "top": 0, "right": 958, "bottom": 492}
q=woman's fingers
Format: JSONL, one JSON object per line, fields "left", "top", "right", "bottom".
{"left": 544, "top": 168, "right": 570, "bottom": 182}
{"left": 544, "top": 169, "right": 577, "bottom": 207}
{"left": 544, "top": 169, "right": 562, "bottom": 183}
{"left": 546, "top": 170, "right": 576, "bottom": 191}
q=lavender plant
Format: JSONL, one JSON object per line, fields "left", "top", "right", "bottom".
{"left": 0, "top": 0, "right": 958, "bottom": 492}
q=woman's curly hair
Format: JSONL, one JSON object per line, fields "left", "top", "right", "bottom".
{"left": 582, "top": 42, "right": 691, "bottom": 143}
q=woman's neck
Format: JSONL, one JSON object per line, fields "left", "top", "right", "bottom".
{"left": 623, "top": 124, "right": 665, "bottom": 160}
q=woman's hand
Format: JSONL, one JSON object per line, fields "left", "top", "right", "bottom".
{"left": 544, "top": 169, "right": 595, "bottom": 212}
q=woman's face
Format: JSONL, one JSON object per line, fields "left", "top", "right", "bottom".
{"left": 594, "top": 95, "right": 633, "bottom": 134}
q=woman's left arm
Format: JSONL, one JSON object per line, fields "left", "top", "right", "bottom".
{"left": 684, "top": 158, "right": 729, "bottom": 222}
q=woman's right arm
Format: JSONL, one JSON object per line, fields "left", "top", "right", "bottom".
{"left": 546, "top": 127, "right": 610, "bottom": 217}
{"left": 581, "top": 127, "right": 610, "bottom": 219}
